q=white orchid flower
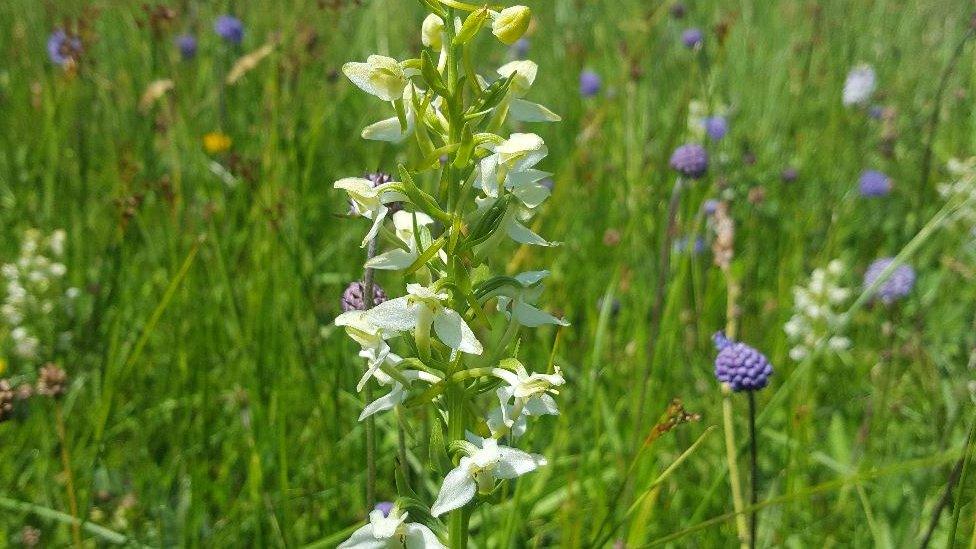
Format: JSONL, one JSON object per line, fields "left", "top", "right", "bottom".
{"left": 477, "top": 133, "right": 549, "bottom": 200}
{"left": 431, "top": 435, "right": 546, "bottom": 517}
{"left": 497, "top": 61, "right": 561, "bottom": 123}
{"left": 342, "top": 55, "right": 409, "bottom": 102}
{"left": 360, "top": 369, "right": 441, "bottom": 421}
{"left": 334, "top": 311, "right": 402, "bottom": 392}
{"left": 494, "top": 271, "right": 568, "bottom": 326}
{"left": 366, "top": 284, "right": 483, "bottom": 355}
{"left": 335, "top": 177, "right": 407, "bottom": 247}
{"left": 366, "top": 211, "right": 443, "bottom": 271}
{"left": 338, "top": 508, "right": 445, "bottom": 549}
{"left": 486, "top": 358, "right": 564, "bottom": 438}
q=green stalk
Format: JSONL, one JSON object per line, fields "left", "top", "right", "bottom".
{"left": 447, "top": 384, "right": 470, "bottom": 548}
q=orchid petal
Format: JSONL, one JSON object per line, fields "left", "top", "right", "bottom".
{"left": 431, "top": 458, "right": 477, "bottom": 517}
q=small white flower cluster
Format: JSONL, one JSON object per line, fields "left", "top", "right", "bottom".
{"left": 784, "top": 260, "right": 852, "bottom": 361}
{"left": 1, "top": 229, "right": 77, "bottom": 363}
{"left": 842, "top": 64, "right": 877, "bottom": 107}
{"left": 939, "top": 157, "right": 976, "bottom": 231}
{"left": 333, "top": 4, "right": 566, "bottom": 547}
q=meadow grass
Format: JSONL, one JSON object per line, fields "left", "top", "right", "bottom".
{"left": 1, "top": 0, "right": 976, "bottom": 546}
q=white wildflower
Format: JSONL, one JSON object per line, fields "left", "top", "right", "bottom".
{"left": 842, "top": 64, "right": 876, "bottom": 107}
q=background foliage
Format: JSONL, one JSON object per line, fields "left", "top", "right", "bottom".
{"left": 1, "top": 0, "right": 976, "bottom": 546}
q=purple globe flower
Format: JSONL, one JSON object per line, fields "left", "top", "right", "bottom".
{"left": 669, "top": 144, "right": 708, "bottom": 179}
{"left": 781, "top": 166, "right": 798, "bottom": 183}
{"left": 579, "top": 70, "right": 601, "bottom": 98}
{"left": 47, "top": 29, "right": 81, "bottom": 66}
{"left": 214, "top": 15, "right": 244, "bottom": 44}
{"left": 341, "top": 281, "right": 388, "bottom": 312}
{"left": 713, "top": 332, "right": 773, "bottom": 392}
{"left": 858, "top": 170, "right": 891, "bottom": 197}
{"left": 864, "top": 258, "right": 915, "bottom": 304}
{"left": 682, "top": 28, "right": 704, "bottom": 49}
{"left": 175, "top": 34, "right": 197, "bottom": 60}
{"left": 704, "top": 116, "right": 728, "bottom": 141}
{"left": 373, "top": 501, "right": 394, "bottom": 517}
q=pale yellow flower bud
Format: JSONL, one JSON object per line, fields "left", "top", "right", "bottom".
{"left": 421, "top": 13, "right": 444, "bottom": 49}
{"left": 491, "top": 5, "right": 531, "bottom": 45}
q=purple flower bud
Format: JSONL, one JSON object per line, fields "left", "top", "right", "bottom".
{"left": 579, "top": 70, "right": 601, "bottom": 98}
{"left": 858, "top": 170, "right": 891, "bottom": 197}
{"left": 864, "top": 258, "right": 915, "bottom": 304}
{"left": 540, "top": 177, "right": 555, "bottom": 191}
{"left": 47, "top": 29, "right": 82, "bottom": 66}
{"left": 670, "top": 2, "right": 687, "bottom": 19}
{"left": 374, "top": 501, "right": 394, "bottom": 517}
{"left": 682, "top": 28, "right": 704, "bottom": 49}
{"left": 176, "top": 34, "right": 197, "bottom": 60}
{"left": 713, "top": 332, "right": 773, "bottom": 392}
{"left": 669, "top": 144, "right": 708, "bottom": 179}
{"left": 214, "top": 15, "right": 244, "bottom": 44}
{"left": 341, "top": 281, "right": 388, "bottom": 312}
{"left": 781, "top": 167, "right": 798, "bottom": 183}
{"left": 703, "top": 116, "right": 728, "bottom": 141}
{"left": 868, "top": 105, "right": 884, "bottom": 120}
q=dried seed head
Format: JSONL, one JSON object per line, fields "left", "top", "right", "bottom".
{"left": 0, "top": 379, "right": 14, "bottom": 422}
{"left": 37, "top": 363, "right": 68, "bottom": 398}
{"left": 711, "top": 201, "right": 735, "bottom": 270}
{"left": 20, "top": 526, "right": 41, "bottom": 548}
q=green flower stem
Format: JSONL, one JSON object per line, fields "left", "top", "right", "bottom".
{"left": 447, "top": 382, "right": 470, "bottom": 548}
{"left": 722, "top": 385, "right": 749, "bottom": 549}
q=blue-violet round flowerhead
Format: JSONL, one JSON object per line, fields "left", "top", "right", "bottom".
{"left": 214, "top": 15, "right": 244, "bottom": 44}
{"left": 669, "top": 144, "right": 708, "bottom": 179}
{"left": 704, "top": 116, "right": 728, "bottom": 141}
{"left": 176, "top": 34, "right": 197, "bottom": 60}
{"left": 682, "top": 28, "right": 704, "bottom": 48}
{"left": 863, "top": 258, "right": 915, "bottom": 304}
{"left": 579, "top": 70, "right": 601, "bottom": 97}
{"left": 858, "top": 170, "right": 891, "bottom": 197}
{"left": 47, "top": 29, "right": 82, "bottom": 66}
{"left": 713, "top": 332, "right": 773, "bottom": 392}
